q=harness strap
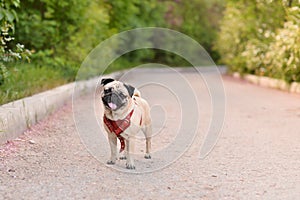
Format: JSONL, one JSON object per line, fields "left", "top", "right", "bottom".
{"left": 103, "top": 110, "right": 134, "bottom": 153}
{"left": 103, "top": 98, "right": 144, "bottom": 153}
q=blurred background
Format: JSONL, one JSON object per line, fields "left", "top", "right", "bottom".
{"left": 0, "top": 0, "right": 299, "bottom": 104}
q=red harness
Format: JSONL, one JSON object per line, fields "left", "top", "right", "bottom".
{"left": 103, "top": 109, "right": 142, "bottom": 152}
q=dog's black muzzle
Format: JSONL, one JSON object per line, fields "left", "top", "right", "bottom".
{"left": 102, "top": 91, "right": 127, "bottom": 110}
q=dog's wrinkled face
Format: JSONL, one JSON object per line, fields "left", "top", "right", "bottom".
{"left": 101, "top": 78, "right": 134, "bottom": 111}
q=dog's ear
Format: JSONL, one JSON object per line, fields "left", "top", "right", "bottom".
{"left": 124, "top": 83, "right": 135, "bottom": 97}
{"left": 101, "top": 78, "right": 115, "bottom": 86}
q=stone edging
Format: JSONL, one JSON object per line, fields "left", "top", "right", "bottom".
{"left": 0, "top": 72, "right": 122, "bottom": 144}
{"left": 232, "top": 72, "right": 300, "bottom": 94}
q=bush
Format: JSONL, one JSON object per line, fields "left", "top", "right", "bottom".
{"left": 0, "top": 0, "right": 30, "bottom": 85}
{"left": 264, "top": 7, "right": 300, "bottom": 82}
{"left": 14, "top": 0, "right": 89, "bottom": 80}
{"left": 216, "top": 0, "right": 300, "bottom": 83}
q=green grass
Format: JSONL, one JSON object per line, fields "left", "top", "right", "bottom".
{"left": 0, "top": 63, "right": 67, "bottom": 105}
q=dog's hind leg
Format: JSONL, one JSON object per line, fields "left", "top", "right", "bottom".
{"left": 143, "top": 125, "right": 152, "bottom": 159}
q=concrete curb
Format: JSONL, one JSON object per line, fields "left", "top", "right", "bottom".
{"left": 232, "top": 72, "right": 300, "bottom": 94}
{"left": 0, "top": 66, "right": 225, "bottom": 145}
{"left": 0, "top": 72, "right": 122, "bottom": 144}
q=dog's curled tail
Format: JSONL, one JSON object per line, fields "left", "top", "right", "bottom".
{"left": 134, "top": 89, "right": 141, "bottom": 97}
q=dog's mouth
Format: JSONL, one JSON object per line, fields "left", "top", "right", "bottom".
{"left": 107, "top": 102, "right": 117, "bottom": 110}
{"left": 102, "top": 92, "right": 127, "bottom": 111}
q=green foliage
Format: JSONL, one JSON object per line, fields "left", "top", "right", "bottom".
{"left": 106, "top": 0, "right": 225, "bottom": 66}
{"left": 1, "top": 0, "right": 226, "bottom": 104}
{"left": 108, "top": 0, "right": 165, "bottom": 30}
{"left": 106, "top": 0, "right": 166, "bottom": 66}
{"left": 13, "top": 0, "right": 90, "bottom": 80}
{"left": 0, "top": 0, "right": 30, "bottom": 85}
{"left": 13, "top": 0, "right": 168, "bottom": 80}
{"left": 15, "top": 0, "right": 88, "bottom": 50}
{"left": 66, "top": 1, "right": 111, "bottom": 65}
{"left": 216, "top": 0, "right": 300, "bottom": 82}
{"left": 263, "top": 6, "right": 300, "bottom": 82}
{"left": 162, "top": 0, "right": 225, "bottom": 63}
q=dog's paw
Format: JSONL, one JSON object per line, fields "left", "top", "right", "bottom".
{"left": 144, "top": 153, "right": 151, "bottom": 159}
{"left": 126, "top": 163, "right": 136, "bottom": 170}
{"left": 106, "top": 160, "right": 116, "bottom": 165}
{"left": 119, "top": 155, "right": 127, "bottom": 160}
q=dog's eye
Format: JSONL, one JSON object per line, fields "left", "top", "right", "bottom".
{"left": 104, "top": 88, "right": 112, "bottom": 94}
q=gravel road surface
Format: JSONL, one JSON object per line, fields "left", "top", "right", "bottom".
{"left": 1, "top": 68, "right": 300, "bottom": 199}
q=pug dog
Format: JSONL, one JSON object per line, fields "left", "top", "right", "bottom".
{"left": 100, "top": 78, "right": 152, "bottom": 169}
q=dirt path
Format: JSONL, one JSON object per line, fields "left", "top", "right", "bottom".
{"left": 1, "top": 69, "right": 300, "bottom": 199}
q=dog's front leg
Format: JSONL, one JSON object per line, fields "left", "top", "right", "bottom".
{"left": 125, "top": 137, "right": 135, "bottom": 169}
{"left": 107, "top": 132, "right": 117, "bottom": 165}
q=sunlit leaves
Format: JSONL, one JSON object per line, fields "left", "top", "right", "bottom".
{"left": 216, "top": 0, "right": 300, "bottom": 82}
{"left": 0, "top": 0, "right": 30, "bottom": 85}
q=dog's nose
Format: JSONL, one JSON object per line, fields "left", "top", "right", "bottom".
{"left": 104, "top": 88, "right": 112, "bottom": 94}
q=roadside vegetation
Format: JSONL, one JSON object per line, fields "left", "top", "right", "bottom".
{"left": 1, "top": 0, "right": 299, "bottom": 105}
{"left": 215, "top": 0, "right": 300, "bottom": 83}
{"left": 0, "top": 0, "right": 224, "bottom": 105}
